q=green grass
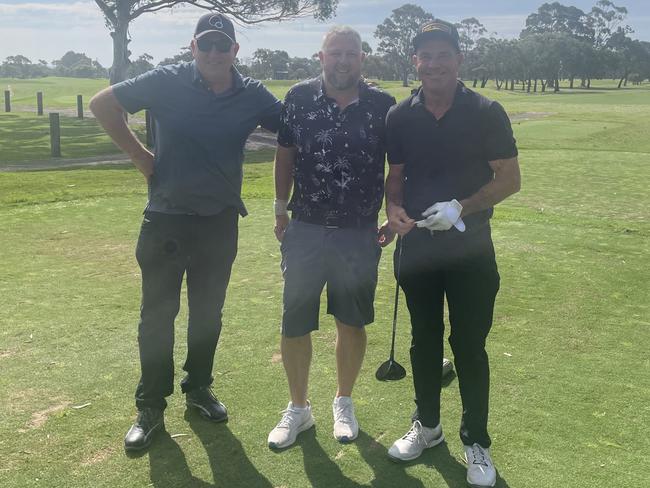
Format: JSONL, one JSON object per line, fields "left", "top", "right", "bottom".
{"left": 0, "top": 111, "right": 146, "bottom": 164}
{"left": 2, "top": 76, "right": 649, "bottom": 165}
{"left": 0, "top": 77, "right": 108, "bottom": 110}
{"left": 1, "top": 79, "right": 649, "bottom": 487}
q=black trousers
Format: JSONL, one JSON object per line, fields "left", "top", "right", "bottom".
{"left": 134, "top": 208, "right": 238, "bottom": 410}
{"left": 396, "top": 225, "right": 500, "bottom": 448}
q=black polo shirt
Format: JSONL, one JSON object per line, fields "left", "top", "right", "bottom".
{"left": 278, "top": 77, "right": 396, "bottom": 223}
{"left": 113, "top": 61, "right": 281, "bottom": 217}
{"left": 386, "top": 82, "right": 517, "bottom": 230}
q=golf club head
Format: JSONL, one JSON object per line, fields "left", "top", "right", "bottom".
{"left": 375, "top": 359, "right": 407, "bottom": 381}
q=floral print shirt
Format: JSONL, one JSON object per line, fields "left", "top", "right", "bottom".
{"left": 278, "top": 77, "right": 396, "bottom": 221}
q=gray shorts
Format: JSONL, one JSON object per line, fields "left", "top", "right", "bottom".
{"left": 280, "top": 219, "right": 381, "bottom": 337}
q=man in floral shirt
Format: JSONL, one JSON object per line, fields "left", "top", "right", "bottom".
{"left": 267, "top": 26, "right": 395, "bottom": 449}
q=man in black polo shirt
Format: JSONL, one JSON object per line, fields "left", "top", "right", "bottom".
{"left": 266, "top": 26, "right": 395, "bottom": 449}
{"left": 90, "top": 13, "right": 281, "bottom": 452}
{"left": 383, "top": 20, "right": 520, "bottom": 487}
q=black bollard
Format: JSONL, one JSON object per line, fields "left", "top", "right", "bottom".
{"left": 49, "top": 112, "right": 61, "bottom": 157}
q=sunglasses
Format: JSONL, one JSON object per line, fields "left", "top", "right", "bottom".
{"left": 196, "top": 37, "right": 233, "bottom": 53}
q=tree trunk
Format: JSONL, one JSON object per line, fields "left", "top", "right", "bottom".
{"left": 569, "top": 77, "right": 574, "bottom": 89}
{"left": 472, "top": 78, "right": 478, "bottom": 88}
{"left": 481, "top": 77, "right": 488, "bottom": 88}
{"left": 587, "top": 78, "right": 591, "bottom": 88}
{"left": 534, "top": 79, "right": 538, "bottom": 92}
{"left": 510, "top": 79, "right": 515, "bottom": 91}
{"left": 527, "top": 79, "right": 531, "bottom": 92}
{"left": 402, "top": 67, "right": 409, "bottom": 87}
{"left": 541, "top": 80, "right": 546, "bottom": 92}
{"left": 495, "top": 78, "right": 503, "bottom": 90}
{"left": 554, "top": 78, "right": 560, "bottom": 92}
{"left": 109, "top": 5, "right": 131, "bottom": 85}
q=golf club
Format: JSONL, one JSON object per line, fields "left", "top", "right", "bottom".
{"left": 375, "top": 235, "right": 456, "bottom": 382}
{"left": 376, "top": 235, "right": 407, "bottom": 381}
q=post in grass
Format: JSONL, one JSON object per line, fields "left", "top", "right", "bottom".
{"left": 49, "top": 112, "right": 61, "bottom": 158}
{"left": 37, "top": 92, "right": 43, "bottom": 115}
{"left": 77, "top": 95, "right": 84, "bottom": 119}
{"left": 4, "top": 90, "right": 9, "bottom": 112}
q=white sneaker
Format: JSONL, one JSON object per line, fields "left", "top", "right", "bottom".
{"left": 464, "top": 443, "right": 497, "bottom": 487}
{"left": 267, "top": 401, "right": 314, "bottom": 449}
{"left": 387, "top": 420, "right": 445, "bottom": 462}
{"left": 332, "top": 396, "right": 359, "bottom": 443}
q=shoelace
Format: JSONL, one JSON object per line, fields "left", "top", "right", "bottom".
{"left": 401, "top": 421, "right": 425, "bottom": 444}
{"left": 470, "top": 444, "right": 490, "bottom": 467}
{"left": 276, "top": 408, "right": 301, "bottom": 430}
{"left": 195, "top": 387, "right": 217, "bottom": 402}
{"left": 334, "top": 403, "right": 354, "bottom": 425}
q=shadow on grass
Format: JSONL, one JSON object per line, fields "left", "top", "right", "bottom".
{"left": 140, "top": 410, "right": 273, "bottom": 487}
{"left": 186, "top": 409, "right": 274, "bottom": 487}
{"left": 357, "top": 431, "right": 510, "bottom": 488}
{"left": 298, "top": 427, "right": 363, "bottom": 487}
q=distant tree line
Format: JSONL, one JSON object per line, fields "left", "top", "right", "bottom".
{"left": 3, "top": 1, "right": 649, "bottom": 89}
{"left": 460, "top": 1, "right": 650, "bottom": 90}
{"left": 0, "top": 51, "right": 157, "bottom": 79}
{"left": 369, "top": 1, "right": 650, "bottom": 90}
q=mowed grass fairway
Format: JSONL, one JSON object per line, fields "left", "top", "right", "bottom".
{"left": 1, "top": 80, "right": 649, "bottom": 488}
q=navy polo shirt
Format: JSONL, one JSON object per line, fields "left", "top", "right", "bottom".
{"left": 112, "top": 61, "right": 281, "bottom": 216}
{"left": 386, "top": 82, "right": 518, "bottom": 230}
{"left": 278, "top": 77, "right": 396, "bottom": 222}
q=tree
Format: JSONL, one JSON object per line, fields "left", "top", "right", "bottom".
{"left": 0, "top": 55, "right": 40, "bottom": 78}
{"left": 362, "top": 54, "right": 399, "bottom": 81}
{"left": 93, "top": 0, "right": 338, "bottom": 84}
{"left": 456, "top": 17, "right": 486, "bottom": 54}
{"left": 589, "top": 0, "right": 632, "bottom": 48}
{"left": 158, "top": 47, "right": 194, "bottom": 66}
{"left": 52, "top": 51, "right": 108, "bottom": 78}
{"left": 250, "top": 48, "right": 290, "bottom": 79}
{"left": 608, "top": 32, "right": 650, "bottom": 88}
{"left": 288, "top": 56, "right": 320, "bottom": 79}
{"left": 127, "top": 53, "right": 155, "bottom": 77}
{"left": 374, "top": 3, "right": 433, "bottom": 87}
{"left": 522, "top": 2, "right": 593, "bottom": 42}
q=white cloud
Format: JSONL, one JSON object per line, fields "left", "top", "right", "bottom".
{"left": 0, "top": 1, "right": 96, "bottom": 17}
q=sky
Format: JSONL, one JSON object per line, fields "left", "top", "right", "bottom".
{"left": 1, "top": 0, "right": 649, "bottom": 67}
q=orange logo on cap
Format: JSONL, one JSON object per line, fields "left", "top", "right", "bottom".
{"left": 422, "top": 22, "right": 451, "bottom": 34}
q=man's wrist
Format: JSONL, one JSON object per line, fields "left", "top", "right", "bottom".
{"left": 386, "top": 201, "right": 401, "bottom": 214}
{"left": 274, "top": 198, "right": 289, "bottom": 216}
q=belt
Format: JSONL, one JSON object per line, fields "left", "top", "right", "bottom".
{"left": 293, "top": 212, "right": 377, "bottom": 229}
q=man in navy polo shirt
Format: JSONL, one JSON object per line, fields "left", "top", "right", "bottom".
{"left": 383, "top": 19, "right": 521, "bottom": 487}
{"left": 90, "top": 12, "right": 281, "bottom": 452}
{"left": 266, "top": 26, "right": 396, "bottom": 449}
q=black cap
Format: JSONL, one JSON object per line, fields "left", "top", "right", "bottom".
{"left": 412, "top": 19, "right": 460, "bottom": 52}
{"left": 194, "top": 13, "right": 236, "bottom": 43}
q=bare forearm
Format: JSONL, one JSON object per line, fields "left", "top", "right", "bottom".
{"left": 460, "top": 157, "right": 521, "bottom": 217}
{"left": 385, "top": 167, "right": 405, "bottom": 210}
{"left": 274, "top": 146, "right": 295, "bottom": 200}
{"left": 89, "top": 88, "right": 153, "bottom": 176}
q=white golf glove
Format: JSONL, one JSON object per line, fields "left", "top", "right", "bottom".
{"left": 416, "top": 199, "right": 466, "bottom": 232}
